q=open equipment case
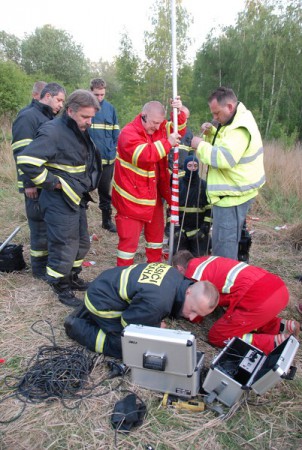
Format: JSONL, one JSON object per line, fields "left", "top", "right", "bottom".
{"left": 121, "top": 324, "right": 204, "bottom": 397}
{"left": 202, "top": 335, "right": 299, "bottom": 407}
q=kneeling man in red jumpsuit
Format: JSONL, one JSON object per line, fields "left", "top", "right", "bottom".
{"left": 173, "top": 250, "right": 300, "bottom": 354}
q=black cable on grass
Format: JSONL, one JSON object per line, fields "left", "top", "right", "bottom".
{"left": 0, "top": 320, "right": 125, "bottom": 424}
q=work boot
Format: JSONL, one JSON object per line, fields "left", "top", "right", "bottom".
{"left": 50, "top": 282, "right": 83, "bottom": 308}
{"left": 70, "top": 272, "right": 89, "bottom": 291}
{"left": 102, "top": 209, "right": 116, "bottom": 233}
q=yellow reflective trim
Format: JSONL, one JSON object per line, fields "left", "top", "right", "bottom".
{"left": 17, "top": 155, "right": 47, "bottom": 166}
{"left": 95, "top": 329, "right": 106, "bottom": 353}
{"left": 90, "top": 124, "right": 116, "bottom": 131}
{"left": 222, "top": 262, "right": 248, "bottom": 293}
{"left": 58, "top": 176, "right": 81, "bottom": 205}
{"left": 145, "top": 242, "right": 163, "bottom": 249}
{"left": 178, "top": 144, "right": 191, "bottom": 152}
{"left": 116, "top": 155, "right": 155, "bottom": 177}
{"left": 46, "top": 266, "right": 64, "bottom": 278}
{"left": 179, "top": 206, "right": 205, "bottom": 213}
{"left": 186, "top": 229, "right": 198, "bottom": 237}
{"left": 121, "top": 317, "right": 128, "bottom": 328}
{"left": 178, "top": 122, "right": 186, "bottom": 131}
{"left": 191, "top": 256, "right": 219, "bottom": 280}
{"left": 18, "top": 181, "right": 24, "bottom": 187}
{"left": 45, "top": 163, "right": 86, "bottom": 173}
{"left": 165, "top": 122, "right": 171, "bottom": 137}
{"left": 101, "top": 159, "right": 115, "bottom": 165}
{"left": 119, "top": 264, "right": 138, "bottom": 302}
{"left": 132, "top": 144, "right": 148, "bottom": 166}
{"left": 73, "top": 259, "right": 83, "bottom": 268}
{"left": 32, "top": 168, "right": 48, "bottom": 185}
{"left": 12, "top": 139, "right": 33, "bottom": 151}
{"left": 154, "top": 140, "right": 166, "bottom": 158}
{"left": 242, "top": 333, "right": 253, "bottom": 345}
{"left": 30, "top": 249, "right": 48, "bottom": 257}
{"left": 85, "top": 292, "right": 123, "bottom": 318}
{"left": 117, "top": 249, "right": 135, "bottom": 260}
{"left": 112, "top": 180, "right": 156, "bottom": 206}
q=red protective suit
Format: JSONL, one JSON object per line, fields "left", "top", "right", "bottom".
{"left": 112, "top": 111, "right": 186, "bottom": 266}
{"left": 185, "top": 256, "right": 289, "bottom": 354}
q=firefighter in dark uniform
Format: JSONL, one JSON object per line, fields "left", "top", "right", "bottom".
{"left": 64, "top": 262, "right": 219, "bottom": 358}
{"left": 11, "top": 82, "right": 66, "bottom": 279}
{"left": 17, "top": 90, "right": 102, "bottom": 307}
{"left": 166, "top": 155, "right": 212, "bottom": 256}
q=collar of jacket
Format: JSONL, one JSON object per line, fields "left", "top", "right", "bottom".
{"left": 170, "top": 278, "right": 194, "bottom": 319}
{"left": 33, "top": 99, "right": 55, "bottom": 120}
{"left": 61, "top": 112, "right": 92, "bottom": 143}
{"left": 222, "top": 101, "right": 240, "bottom": 127}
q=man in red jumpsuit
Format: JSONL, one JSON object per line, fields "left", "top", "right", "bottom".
{"left": 173, "top": 250, "right": 300, "bottom": 354}
{"left": 112, "top": 98, "right": 186, "bottom": 266}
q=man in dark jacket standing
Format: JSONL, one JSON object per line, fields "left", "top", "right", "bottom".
{"left": 17, "top": 90, "right": 102, "bottom": 307}
{"left": 12, "top": 82, "right": 66, "bottom": 279}
{"left": 89, "top": 78, "right": 120, "bottom": 232}
{"left": 64, "top": 262, "right": 219, "bottom": 358}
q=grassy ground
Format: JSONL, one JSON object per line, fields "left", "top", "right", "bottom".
{"left": 0, "top": 133, "right": 301, "bottom": 449}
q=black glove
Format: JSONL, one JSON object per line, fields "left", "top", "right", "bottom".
{"left": 111, "top": 393, "right": 146, "bottom": 433}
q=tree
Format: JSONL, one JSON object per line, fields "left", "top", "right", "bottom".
{"left": 191, "top": 0, "right": 302, "bottom": 140}
{"left": 21, "top": 25, "right": 89, "bottom": 87}
{"left": 143, "top": 0, "right": 192, "bottom": 108}
{"left": 0, "top": 60, "right": 31, "bottom": 117}
{"left": 0, "top": 31, "right": 21, "bottom": 64}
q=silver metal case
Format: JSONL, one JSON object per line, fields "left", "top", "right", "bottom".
{"left": 202, "top": 336, "right": 299, "bottom": 407}
{"left": 121, "top": 324, "right": 204, "bottom": 397}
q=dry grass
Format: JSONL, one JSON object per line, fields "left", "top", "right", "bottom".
{"left": 0, "top": 131, "right": 302, "bottom": 449}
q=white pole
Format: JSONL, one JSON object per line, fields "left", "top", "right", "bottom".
{"left": 168, "top": 0, "right": 179, "bottom": 265}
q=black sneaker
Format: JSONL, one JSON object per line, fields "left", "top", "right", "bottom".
{"left": 70, "top": 275, "right": 90, "bottom": 291}
{"left": 51, "top": 284, "right": 83, "bottom": 308}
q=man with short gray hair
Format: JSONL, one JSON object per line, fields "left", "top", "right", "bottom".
{"left": 17, "top": 90, "right": 102, "bottom": 307}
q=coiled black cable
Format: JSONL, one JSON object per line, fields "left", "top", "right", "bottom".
{"left": 0, "top": 320, "right": 124, "bottom": 424}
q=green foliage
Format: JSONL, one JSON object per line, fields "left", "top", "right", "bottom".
{"left": 0, "top": 31, "right": 21, "bottom": 64}
{"left": 143, "top": 0, "right": 192, "bottom": 107}
{"left": 0, "top": 61, "right": 32, "bottom": 117}
{"left": 191, "top": 0, "right": 302, "bottom": 140}
{"left": 261, "top": 182, "right": 302, "bottom": 222}
{"left": 21, "top": 25, "right": 89, "bottom": 87}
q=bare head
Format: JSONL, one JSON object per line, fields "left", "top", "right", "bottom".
{"left": 182, "top": 281, "right": 219, "bottom": 322}
{"left": 208, "top": 86, "right": 238, "bottom": 125}
{"left": 90, "top": 78, "right": 107, "bottom": 103}
{"left": 32, "top": 81, "right": 47, "bottom": 100}
{"left": 172, "top": 250, "right": 194, "bottom": 275}
{"left": 141, "top": 101, "right": 166, "bottom": 135}
{"left": 65, "top": 89, "right": 100, "bottom": 132}
{"left": 40, "top": 82, "right": 66, "bottom": 115}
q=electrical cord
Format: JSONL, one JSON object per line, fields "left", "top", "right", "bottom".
{"left": 0, "top": 320, "right": 126, "bottom": 424}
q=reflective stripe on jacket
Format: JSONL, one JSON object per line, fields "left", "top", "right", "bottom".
{"left": 185, "top": 256, "right": 278, "bottom": 314}
{"left": 88, "top": 99, "right": 119, "bottom": 164}
{"left": 11, "top": 100, "right": 54, "bottom": 192}
{"left": 112, "top": 111, "right": 186, "bottom": 222}
{"left": 197, "top": 103, "right": 265, "bottom": 206}
{"left": 85, "top": 262, "right": 191, "bottom": 327}
{"left": 17, "top": 113, "right": 102, "bottom": 210}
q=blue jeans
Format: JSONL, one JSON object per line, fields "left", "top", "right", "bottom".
{"left": 211, "top": 199, "right": 254, "bottom": 260}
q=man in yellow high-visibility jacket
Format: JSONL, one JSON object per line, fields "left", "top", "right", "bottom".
{"left": 191, "top": 87, "right": 265, "bottom": 260}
